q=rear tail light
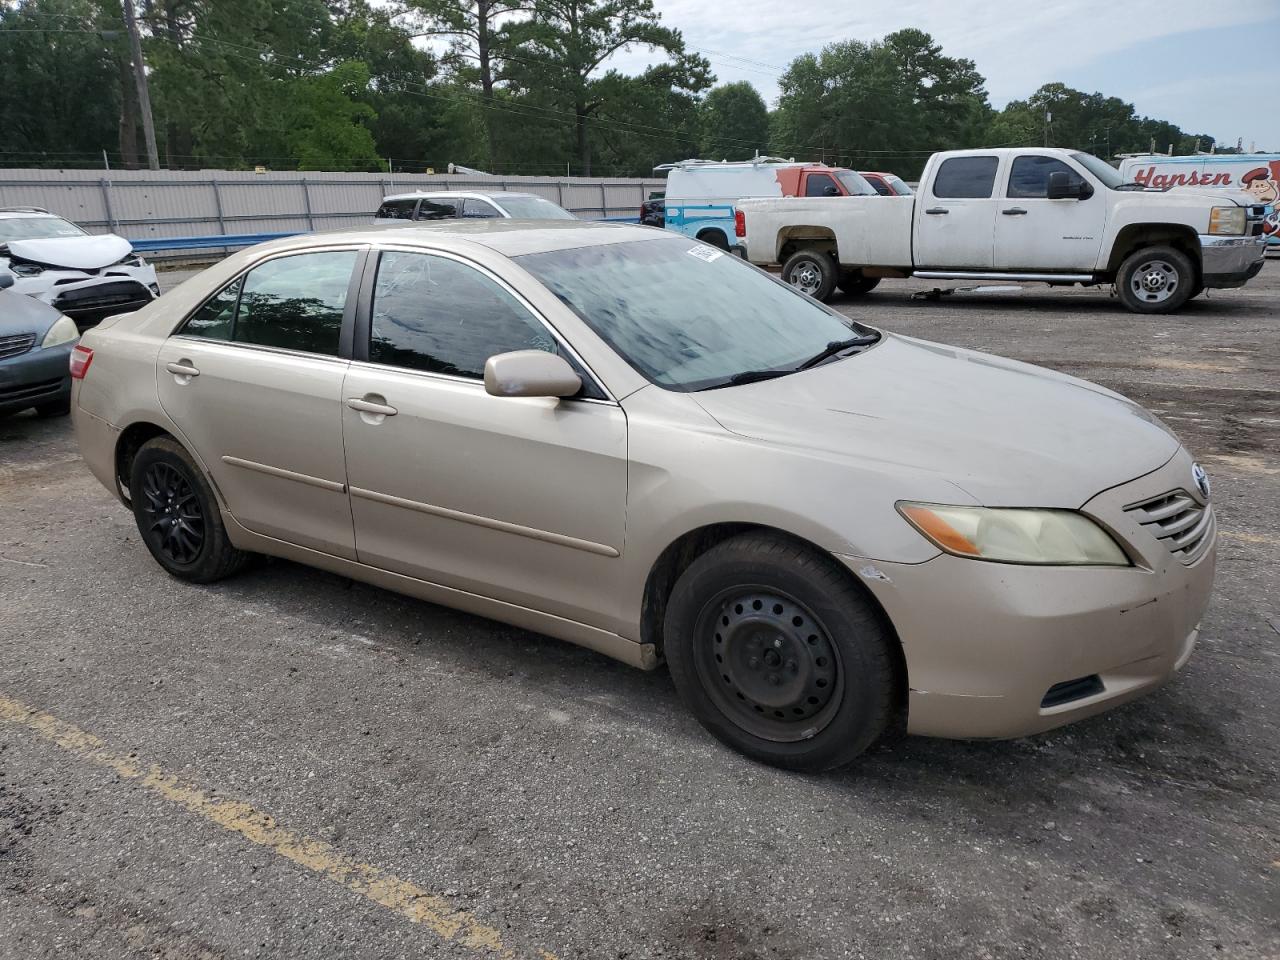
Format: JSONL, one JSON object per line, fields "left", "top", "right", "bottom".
{"left": 69, "top": 344, "right": 94, "bottom": 380}
{"left": 734, "top": 210, "right": 746, "bottom": 238}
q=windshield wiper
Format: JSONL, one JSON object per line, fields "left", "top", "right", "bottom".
{"left": 796, "top": 334, "right": 880, "bottom": 370}
{"left": 725, "top": 369, "right": 792, "bottom": 386}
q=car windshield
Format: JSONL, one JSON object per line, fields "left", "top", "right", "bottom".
{"left": 886, "top": 175, "right": 914, "bottom": 195}
{"left": 496, "top": 196, "right": 576, "bottom": 220}
{"left": 1070, "top": 152, "right": 1125, "bottom": 189}
{"left": 516, "top": 237, "right": 876, "bottom": 392}
{"left": 0, "top": 215, "right": 87, "bottom": 242}
{"left": 836, "top": 171, "right": 877, "bottom": 196}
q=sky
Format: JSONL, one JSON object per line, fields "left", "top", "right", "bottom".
{"left": 606, "top": 0, "right": 1280, "bottom": 153}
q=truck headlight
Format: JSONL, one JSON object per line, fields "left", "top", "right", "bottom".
{"left": 1208, "top": 206, "right": 1246, "bottom": 235}
{"left": 897, "top": 502, "right": 1129, "bottom": 566}
{"left": 10, "top": 261, "right": 44, "bottom": 277}
{"left": 40, "top": 314, "right": 79, "bottom": 349}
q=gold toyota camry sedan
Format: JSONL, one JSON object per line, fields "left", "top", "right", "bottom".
{"left": 71, "top": 221, "right": 1215, "bottom": 771}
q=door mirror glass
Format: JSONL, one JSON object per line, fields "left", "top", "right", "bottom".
{"left": 1046, "top": 170, "right": 1090, "bottom": 200}
{"left": 0, "top": 273, "right": 13, "bottom": 290}
{"left": 485, "top": 350, "right": 581, "bottom": 398}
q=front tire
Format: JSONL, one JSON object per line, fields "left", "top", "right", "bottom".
{"left": 782, "top": 250, "right": 838, "bottom": 302}
{"left": 129, "top": 436, "right": 249, "bottom": 583}
{"left": 1116, "top": 245, "right": 1195, "bottom": 314}
{"left": 664, "top": 532, "right": 897, "bottom": 772}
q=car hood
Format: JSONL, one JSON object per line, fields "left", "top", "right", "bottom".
{"left": 691, "top": 334, "right": 1179, "bottom": 508}
{"left": 6, "top": 234, "right": 133, "bottom": 270}
{"left": 0, "top": 288, "right": 64, "bottom": 337}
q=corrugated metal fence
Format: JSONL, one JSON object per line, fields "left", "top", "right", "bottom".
{"left": 0, "top": 169, "right": 667, "bottom": 258}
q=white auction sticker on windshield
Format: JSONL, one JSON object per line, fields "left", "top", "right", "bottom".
{"left": 687, "top": 245, "right": 724, "bottom": 263}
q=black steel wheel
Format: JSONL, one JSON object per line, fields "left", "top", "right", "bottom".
{"left": 694, "top": 588, "right": 843, "bottom": 742}
{"left": 664, "top": 531, "right": 898, "bottom": 772}
{"left": 129, "top": 435, "right": 249, "bottom": 582}
{"left": 139, "top": 460, "right": 205, "bottom": 565}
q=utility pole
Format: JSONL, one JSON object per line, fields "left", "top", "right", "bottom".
{"left": 1043, "top": 110, "right": 1052, "bottom": 147}
{"left": 122, "top": 0, "right": 159, "bottom": 170}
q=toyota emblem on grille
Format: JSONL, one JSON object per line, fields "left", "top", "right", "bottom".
{"left": 1192, "top": 462, "right": 1211, "bottom": 500}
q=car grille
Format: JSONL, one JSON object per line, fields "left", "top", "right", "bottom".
{"left": 1124, "top": 490, "right": 1214, "bottom": 564}
{"left": 0, "top": 332, "right": 37, "bottom": 361}
{"left": 52, "top": 280, "right": 152, "bottom": 325}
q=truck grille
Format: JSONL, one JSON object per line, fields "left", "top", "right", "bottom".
{"left": 0, "top": 332, "right": 37, "bottom": 360}
{"left": 1124, "top": 490, "right": 1214, "bottom": 565}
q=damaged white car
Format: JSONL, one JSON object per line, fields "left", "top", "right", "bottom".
{"left": 0, "top": 207, "right": 158, "bottom": 327}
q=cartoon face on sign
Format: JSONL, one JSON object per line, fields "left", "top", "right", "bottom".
{"left": 1242, "top": 164, "right": 1279, "bottom": 204}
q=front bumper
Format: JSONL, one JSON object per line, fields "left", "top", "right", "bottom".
{"left": 10, "top": 263, "right": 158, "bottom": 327}
{"left": 0, "top": 340, "right": 73, "bottom": 415}
{"left": 1199, "top": 234, "right": 1267, "bottom": 287}
{"left": 846, "top": 450, "right": 1216, "bottom": 740}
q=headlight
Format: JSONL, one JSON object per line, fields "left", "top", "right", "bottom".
{"left": 897, "top": 502, "right": 1129, "bottom": 566}
{"left": 10, "top": 261, "right": 43, "bottom": 277}
{"left": 118, "top": 253, "right": 145, "bottom": 267}
{"left": 40, "top": 314, "right": 79, "bottom": 349}
{"left": 1208, "top": 206, "right": 1245, "bottom": 235}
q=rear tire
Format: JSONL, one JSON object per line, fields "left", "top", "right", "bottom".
{"left": 696, "top": 229, "right": 730, "bottom": 251}
{"left": 782, "top": 250, "right": 838, "bottom": 302}
{"left": 838, "top": 270, "right": 881, "bottom": 296}
{"left": 129, "top": 436, "right": 249, "bottom": 583}
{"left": 1116, "top": 245, "right": 1195, "bottom": 314}
{"left": 664, "top": 532, "right": 897, "bottom": 772}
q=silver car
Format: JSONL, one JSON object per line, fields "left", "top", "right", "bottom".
{"left": 71, "top": 221, "right": 1215, "bottom": 771}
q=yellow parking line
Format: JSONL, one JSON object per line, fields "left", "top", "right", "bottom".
{"left": 0, "top": 695, "right": 555, "bottom": 960}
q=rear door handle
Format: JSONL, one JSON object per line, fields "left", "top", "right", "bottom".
{"left": 165, "top": 360, "right": 200, "bottom": 378}
{"left": 1002, "top": 207, "right": 1029, "bottom": 216}
{"left": 346, "top": 397, "right": 398, "bottom": 417}
{"left": 925, "top": 207, "right": 949, "bottom": 215}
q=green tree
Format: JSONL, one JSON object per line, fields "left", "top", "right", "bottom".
{"left": 699, "top": 81, "right": 769, "bottom": 159}
{"left": 403, "top": 0, "right": 531, "bottom": 168}
{"left": 772, "top": 29, "right": 991, "bottom": 177}
{"left": 0, "top": 0, "right": 123, "bottom": 167}
{"left": 510, "top": 0, "right": 711, "bottom": 174}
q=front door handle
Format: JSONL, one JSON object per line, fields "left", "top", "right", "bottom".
{"left": 1002, "top": 207, "right": 1029, "bottom": 216}
{"left": 925, "top": 207, "right": 949, "bottom": 215}
{"left": 346, "top": 396, "right": 398, "bottom": 417}
{"left": 165, "top": 360, "right": 200, "bottom": 378}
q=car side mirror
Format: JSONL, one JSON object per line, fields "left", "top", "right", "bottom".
{"left": 484, "top": 350, "right": 582, "bottom": 399}
{"left": 0, "top": 273, "right": 12, "bottom": 290}
{"left": 824, "top": 185, "right": 840, "bottom": 196}
{"left": 1047, "top": 171, "right": 1090, "bottom": 200}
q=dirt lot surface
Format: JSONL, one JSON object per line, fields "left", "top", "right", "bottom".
{"left": 1, "top": 261, "right": 1277, "bottom": 960}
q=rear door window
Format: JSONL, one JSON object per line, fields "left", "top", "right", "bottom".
{"left": 932, "top": 157, "right": 999, "bottom": 198}
{"left": 233, "top": 251, "right": 357, "bottom": 356}
{"left": 415, "top": 199, "right": 461, "bottom": 220}
{"left": 867, "top": 177, "right": 894, "bottom": 197}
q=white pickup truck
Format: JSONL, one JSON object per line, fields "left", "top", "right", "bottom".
{"left": 739, "top": 147, "right": 1270, "bottom": 313}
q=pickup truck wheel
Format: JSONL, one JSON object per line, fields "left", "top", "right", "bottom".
{"left": 696, "top": 229, "right": 730, "bottom": 251}
{"left": 1117, "top": 245, "right": 1195, "bottom": 314}
{"left": 838, "top": 270, "right": 881, "bottom": 296}
{"left": 782, "top": 250, "right": 837, "bottom": 302}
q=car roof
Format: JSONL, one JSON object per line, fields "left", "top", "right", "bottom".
{"left": 0, "top": 211, "right": 65, "bottom": 220}
{"left": 264, "top": 219, "right": 666, "bottom": 258}
{"left": 381, "top": 191, "right": 548, "bottom": 203}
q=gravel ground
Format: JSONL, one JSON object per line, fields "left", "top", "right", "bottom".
{"left": 1, "top": 261, "right": 1277, "bottom": 960}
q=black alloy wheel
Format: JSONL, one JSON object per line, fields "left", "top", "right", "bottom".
{"left": 139, "top": 460, "right": 206, "bottom": 565}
